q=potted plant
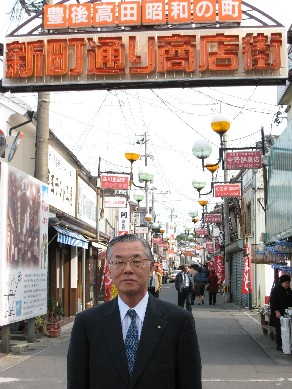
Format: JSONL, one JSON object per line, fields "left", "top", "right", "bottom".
{"left": 47, "top": 298, "right": 64, "bottom": 338}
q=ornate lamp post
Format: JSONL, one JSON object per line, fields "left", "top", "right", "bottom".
{"left": 192, "top": 139, "right": 212, "bottom": 170}
{"left": 139, "top": 166, "right": 154, "bottom": 243}
{"left": 192, "top": 179, "right": 206, "bottom": 197}
{"left": 133, "top": 190, "right": 144, "bottom": 206}
{"left": 125, "top": 148, "right": 140, "bottom": 188}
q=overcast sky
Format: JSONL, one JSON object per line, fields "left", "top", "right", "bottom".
{"left": 0, "top": 0, "right": 290, "bottom": 232}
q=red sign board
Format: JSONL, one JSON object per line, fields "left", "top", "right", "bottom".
{"left": 195, "top": 228, "right": 208, "bottom": 236}
{"left": 206, "top": 242, "right": 214, "bottom": 254}
{"left": 100, "top": 174, "right": 129, "bottom": 190}
{"left": 214, "top": 183, "right": 241, "bottom": 197}
{"left": 225, "top": 151, "right": 262, "bottom": 170}
{"left": 203, "top": 214, "right": 222, "bottom": 223}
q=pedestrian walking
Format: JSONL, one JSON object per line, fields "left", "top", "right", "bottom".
{"left": 148, "top": 264, "right": 162, "bottom": 297}
{"left": 193, "top": 267, "right": 207, "bottom": 305}
{"left": 67, "top": 234, "right": 202, "bottom": 389}
{"left": 175, "top": 264, "right": 194, "bottom": 312}
{"left": 269, "top": 274, "right": 292, "bottom": 351}
{"left": 207, "top": 269, "right": 219, "bottom": 305}
{"left": 188, "top": 264, "right": 198, "bottom": 304}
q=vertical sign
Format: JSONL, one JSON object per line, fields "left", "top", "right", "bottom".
{"left": 214, "top": 255, "right": 225, "bottom": 285}
{"left": 118, "top": 207, "right": 130, "bottom": 235}
{"left": 242, "top": 244, "right": 252, "bottom": 294}
{"left": 0, "top": 163, "right": 49, "bottom": 326}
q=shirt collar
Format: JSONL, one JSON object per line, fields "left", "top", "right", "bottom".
{"left": 118, "top": 292, "right": 149, "bottom": 322}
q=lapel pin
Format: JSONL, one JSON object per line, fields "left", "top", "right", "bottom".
{"left": 158, "top": 326, "right": 161, "bottom": 329}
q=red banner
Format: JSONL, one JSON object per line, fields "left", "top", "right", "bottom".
{"left": 206, "top": 242, "right": 214, "bottom": 254}
{"left": 214, "top": 255, "right": 225, "bottom": 284}
{"left": 241, "top": 244, "right": 252, "bottom": 294}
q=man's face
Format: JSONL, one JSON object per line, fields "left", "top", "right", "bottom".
{"left": 108, "top": 241, "right": 152, "bottom": 302}
{"left": 182, "top": 266, "right": 188, "bottom": 273}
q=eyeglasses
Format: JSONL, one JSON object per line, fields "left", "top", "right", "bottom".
{"left": 109, "top": 255, "right": 149, "bottom": 269}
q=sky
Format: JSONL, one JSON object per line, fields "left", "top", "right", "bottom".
{"left": 0, "top": 0, "right": 291, "bottom": 233}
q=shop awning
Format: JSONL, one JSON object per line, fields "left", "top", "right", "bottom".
{"left": 54, "top": 226, "right": 88, "bottom": 249}
{"left": 92, "top": 241, "right": 107, "bottom": 256}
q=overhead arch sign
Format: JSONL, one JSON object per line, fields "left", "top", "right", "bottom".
{"left": 2, "top": 0, "right": 287, "bottom": 93}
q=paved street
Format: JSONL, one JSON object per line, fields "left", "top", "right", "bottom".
{"left": 1, "top": 283, "right": 292, "bottom": 388}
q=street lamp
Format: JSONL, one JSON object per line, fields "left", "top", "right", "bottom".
{"left": 189, "top": 210, "right": 199, "bottom": 224}
{"left": 133, "top": 190, "right": 144, "bottom": 206}
{"left": 145, "top": 213, "right": 152, "bottom": 222}
{"left": 192, "top": 139, "right": 212, "bottom": 170}
{"left": 125, "top": 147, "right": 141, "bottom": 188}
{"left": 192, "top": 179, "right": 206, "bottom": 197}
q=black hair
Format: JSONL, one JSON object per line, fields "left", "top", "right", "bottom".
{"left": 106, "top": 234, "right": 153, "bottom": 261}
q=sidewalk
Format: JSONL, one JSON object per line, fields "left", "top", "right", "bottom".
{"left": 0, "top": 319, "right": 75, "bottom": 372}
{"left": 218, "top": 296, "right": 292, "bottom": 366}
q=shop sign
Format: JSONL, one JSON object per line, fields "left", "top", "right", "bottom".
{"left": 77, "top": 177, "right": 96, "bottom": 227}
{"left": 3, "top": 28, "right": 286, "bottom": 92}
{"left": 104, "top": 196, "right": 127, "bottom": 208}
{"left": 135, "top": 226, "right": 148, "bottom": 234}
{"left": 206, "top": 242, "right": 214, "bottom": 254}
{"left": 118, "top": 207, "right": 130, "bottom": 235}
{"left": 43, "top": 1, "right": 242, "bottom": 29}
{"left": 195, "top": 228, "right": 209, "bottom": 236}
{"left": 225, "top": 150, "right": 262, "bottom": 170}
{"left": 214, "top": 183, "right": 241, "bottom": 197}
{"left": 100, "top": 174, "right": 129, "bottom": 190}
{"left": 203, "top": 213, "right": 222, "bottom": 223}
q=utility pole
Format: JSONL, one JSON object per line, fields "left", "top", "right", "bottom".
{"left": 35, "top": 92, "right": 50, "bottom": 182}
{"left": 223, "top": 132, "right": 231, "bottom": 303}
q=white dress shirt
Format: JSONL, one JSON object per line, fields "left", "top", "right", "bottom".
{"left": 118, "top": 293, "right": 149, "bottom": 340}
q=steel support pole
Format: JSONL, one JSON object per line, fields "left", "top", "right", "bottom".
{"left": 223, "top": 132, "right": 231, "bottom": 302}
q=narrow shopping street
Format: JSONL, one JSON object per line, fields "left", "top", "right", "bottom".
{"left": 1, "top": 283, "right": 292, "bottom": 389}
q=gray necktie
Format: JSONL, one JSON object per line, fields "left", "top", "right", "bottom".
{"left": 124, "top": 309, "right": 139, "bottom": 375}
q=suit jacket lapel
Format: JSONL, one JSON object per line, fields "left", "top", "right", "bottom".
{"left": 130, "top": 295, "right": 168, "bottom": 388}
{"left": 101, "top": 299, "right": 130, "bottom": 388}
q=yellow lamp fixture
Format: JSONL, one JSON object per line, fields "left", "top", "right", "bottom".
{"left": 145, "top": 213, "right": 152, "bottom": 222}
{"left": 192, "top": 217, "right": 200, "bottom": 223}
{"left": 211, "top": 114, "right": 230, "bottom": 137}
{"left": 198, "top": 199, "right": 208, "bottom": 207}
{"left": 125, "top": 151, "right": 140, "bottom": 163}
{"left": 205, "top": 163, "right": 219, "bottom": 173}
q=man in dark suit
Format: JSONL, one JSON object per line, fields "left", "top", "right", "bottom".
{"left": 67, "top": 234, "right": 202, "bottom": 389}
{"left": 175, "top": 264, "right": 194, "bottom": 312}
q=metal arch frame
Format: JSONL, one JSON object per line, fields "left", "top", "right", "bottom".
{"left": 6, "top": 0, "right": 284, "bottom": 38}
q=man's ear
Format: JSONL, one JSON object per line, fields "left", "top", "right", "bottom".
{"left": 149, "top": 261, "right": 154, "bottom": 272}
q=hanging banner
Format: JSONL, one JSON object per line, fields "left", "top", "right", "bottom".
{"left": 214, "top": 255, "right": 225, "bottom": 284}
{"left": 242, "top": 244, "right": 252, "bottom": 294}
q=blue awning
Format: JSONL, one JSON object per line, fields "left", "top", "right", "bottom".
{"left": 54, "top": 226, "right": 88, "bottom": 249}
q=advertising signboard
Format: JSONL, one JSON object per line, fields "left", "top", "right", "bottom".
{"left": 77, "top": 177, "right": 96, "bottom": 227}
{"left": 0, "top": 163, "right": 49, "bottom": 326}
{"left": 195, "top": 228, "right": 209, "bottom": 236}
{"left": 101, "top": 174, "right": 129, "bottom": 190}
{"left": 118, "top": 207, "right": 130, "bottom": 235}
{"left": 203, "top": 213, "right": 222, "bottom": 223}
{"left": 48, "top": 146, "right": 76, "bottom": 217}
{"left": 214, "top": 183, "right": 241, "bottom": 197}
{"left": 225, "top": 150, "right": 262, "bottom": 170}
{"left": 104, "top": 196, "right": 127, "bottom": 208}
